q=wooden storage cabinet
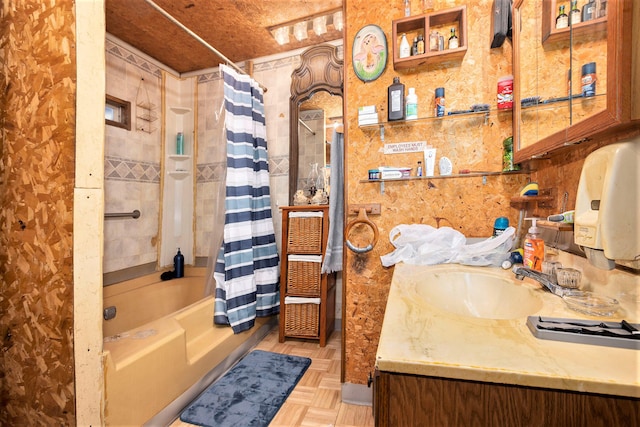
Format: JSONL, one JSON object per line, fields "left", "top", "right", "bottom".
{"left": 392, "top": 6, "right": 467, "bottom": 70}
{"left": 279, "top": 205, "right": 336, "bottom": 347}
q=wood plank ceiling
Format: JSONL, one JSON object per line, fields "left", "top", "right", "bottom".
{"left": 106, "top": 0, "right": 344, "bottom": 74}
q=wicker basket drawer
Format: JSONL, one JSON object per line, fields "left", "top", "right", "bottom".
{"left": 284, "top": 303, "right": 319, "bottom": 337}
{"left": 287, "top": 256, "right": 321, "bottom": 296}
{"left": 287, "top": 214, "right": 323, "bottom": 254}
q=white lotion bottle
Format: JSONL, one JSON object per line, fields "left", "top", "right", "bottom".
{"left": 424, "top": 148, "right": 436, "bottom": 177}
{"left": 406, "top": 87, "right": 418, "bottom": 120}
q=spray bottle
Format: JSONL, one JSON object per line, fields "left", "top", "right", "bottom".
{"left": 523, "top": 218, "right": 544, "bottom": 271}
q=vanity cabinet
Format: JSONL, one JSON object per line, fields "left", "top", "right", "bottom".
{"left": 373, "top": 370, "right": 639, "bottom": 426}
{"left": 513, "top": 0, "right": 639, "bottom": 163}
{"left": 279, "top": 205, "right": 335, "bottom": 347}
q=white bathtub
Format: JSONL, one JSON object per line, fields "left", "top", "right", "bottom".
{"left": 102, "top": 267, "right": 276, "bottom": 426}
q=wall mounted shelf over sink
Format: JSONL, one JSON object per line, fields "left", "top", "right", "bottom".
{"left": 392, "top": 6, "right": 467, "bottom": 70}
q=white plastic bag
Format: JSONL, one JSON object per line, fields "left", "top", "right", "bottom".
{"left": 380, "top": 224, "right": 515, "bottom": 267}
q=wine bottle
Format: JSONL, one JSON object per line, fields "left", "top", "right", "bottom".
{"left": 556, "top": 5, "right": 568, "bottom": 29}
{"left": 448, "top": 28, "right": 459, "bottom": 49}
{"left": 569, "top": 0, "right": 581, "bottom": 25}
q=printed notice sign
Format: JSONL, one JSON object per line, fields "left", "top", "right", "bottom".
{"left": 383, "top": 141, "right": 426, "bottom": 154}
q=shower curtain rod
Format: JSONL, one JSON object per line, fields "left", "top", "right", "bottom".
{"left": 143, "top": 0, "right": 268, "bottom": 92}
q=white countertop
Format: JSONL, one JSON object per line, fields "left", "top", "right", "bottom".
{"left": 376, "top": 252, "right": 640, "bottom": 398}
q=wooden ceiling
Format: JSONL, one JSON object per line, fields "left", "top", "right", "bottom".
{"left": 105, "top": 0, "right": 344, "bottom": 74}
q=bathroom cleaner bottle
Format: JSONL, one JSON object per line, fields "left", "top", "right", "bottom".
{"left": 388, "top": 77, "right": 406, "bottom": 121}
{"left": 523, "top": 218, "right": 544, "bottom": 271}
{"left": 174, "top": 248, "right": 184, "bottom": 278}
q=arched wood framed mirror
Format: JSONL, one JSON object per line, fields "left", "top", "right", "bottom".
{"left": 289, "top": 44, "right": 343, "bottom": 205}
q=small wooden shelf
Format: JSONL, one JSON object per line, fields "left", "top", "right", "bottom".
{"left": 537, "top": 219, "right": 574, "bottom": 231}
{"left": 542, "top": 1, "right": 607, "bottom": 45}
{"left": 392, "top": 6, "right": 467, "bottom": 70}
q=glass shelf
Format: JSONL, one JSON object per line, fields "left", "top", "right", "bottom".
{"left": 520, "top": 93, "right": 606, "bottom": 113}
{"left": 360, "top": 170, "right": 529, "bottom": 194}
{"left": 359, "top": 108, "right": 502, "bottom": 131}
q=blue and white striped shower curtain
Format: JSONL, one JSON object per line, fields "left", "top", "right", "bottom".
{"left": 213, "top": 65, "right": 280, "bottom": 334}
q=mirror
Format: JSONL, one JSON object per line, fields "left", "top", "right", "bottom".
{"left": 514, "top": 0, "right": 608, "bottom": 155}
{"left": 289, "top": 45, "right": 343, "bottom": 205}
{"left": 297, "top": 92, "right": 342, "bottom": 200}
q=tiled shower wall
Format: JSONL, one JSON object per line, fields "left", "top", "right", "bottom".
{"left": 104, "top": 36, "right": 163, "bottom": 273}
{"left": 105, "top": 35, "right": 343, "bottom": 275}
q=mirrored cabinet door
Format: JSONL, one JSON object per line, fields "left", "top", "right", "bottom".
{"left": 513, "top": 0, "right": 636, "bottom": 162}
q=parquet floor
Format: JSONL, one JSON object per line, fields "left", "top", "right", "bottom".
{"left": 171, "top": 328, "right": 375, "bottom": 427}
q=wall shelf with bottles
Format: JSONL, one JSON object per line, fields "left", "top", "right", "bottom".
{"left": 542, "top": 0, "right": 607, "bottom": 45}
{"left": 359, "top": 106, "right": 511, "bottom": 140}
{"left": 361, "top": 170, "right": 529, "bottom": 194}
{"left": 392, "top": 6, "right": 467, "bottom": 70}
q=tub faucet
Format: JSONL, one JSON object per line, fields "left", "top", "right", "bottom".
{"left": 512, "top": 266, "right": 568, "bottom": 297}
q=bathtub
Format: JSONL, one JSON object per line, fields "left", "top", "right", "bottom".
{"left": 102, "top": 267, "right": 277, "bottom": 426}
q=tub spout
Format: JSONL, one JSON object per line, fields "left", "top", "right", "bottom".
{"left": 512, "top": 266, "right": 568, "bottom": 297}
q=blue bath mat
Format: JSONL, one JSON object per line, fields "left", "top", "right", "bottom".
{"left": 180, "top": 350, "right": 311, "bottom": 427}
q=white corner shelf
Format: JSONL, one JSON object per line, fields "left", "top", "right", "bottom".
{"left": 168, "top": 171, "right": 190, "bottom": 179}
{"left": 170, "top": 106, "right": 192, "bottom": 115}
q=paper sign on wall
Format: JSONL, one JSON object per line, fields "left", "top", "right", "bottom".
{"left": 383, "top": 141, "right": 426, "bottom": 154}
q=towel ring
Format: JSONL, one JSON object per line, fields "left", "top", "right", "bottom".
{"left": 345, "top": 208, "right": 379, "bottom": 254}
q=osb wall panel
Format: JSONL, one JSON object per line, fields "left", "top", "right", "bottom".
{"left": 343, "top": 0, "right": 530, "bottom": 385}
{"left": 0, "top": 1, "right": 76, "bottom": 425}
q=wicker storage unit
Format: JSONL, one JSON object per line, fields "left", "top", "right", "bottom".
{"left": 284, "top": 303, "right": 320, "bottom": 337}
{"left": 279, "top": 206, "right": 336, "bottom": 347}
{"left": 286, "top": 257, "right": 322, "bottom": 296}
{"left": 287, "top": 216, "right": 323, "bottom": 253}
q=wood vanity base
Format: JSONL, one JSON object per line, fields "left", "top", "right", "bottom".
{"left": 374, "top": 370, "right": 639, "bottom": 426}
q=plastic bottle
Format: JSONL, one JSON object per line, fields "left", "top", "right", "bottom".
{"left": 176, "top": 132, "right": 184, "bottom": 155}
{"left": 523, "top": 218, "right": 544, "bottom": 271}
{"left": 416, "top": 160, "right": 423, "bottom": 177}
{"left": 387, "top": 77, "right": 406, "bottom": 121}
{"left": 406, "top": 87, "right": 418, "bottom": 120}
{"left": 174, "top": 248, "right": 184, "bottom": 278}
{"left": 399, "top": 33, "right": 411, "bottom": 58}
{"left": 404, "top": 0, "right": 411, "bottom": 17}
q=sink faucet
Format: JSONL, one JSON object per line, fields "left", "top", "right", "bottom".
{"left": 512, "top": 266, "right": 568, "bottom": 297}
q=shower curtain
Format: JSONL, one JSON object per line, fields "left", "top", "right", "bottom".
{"left": 212, "top": 64, "right": 280, "bottom": 334}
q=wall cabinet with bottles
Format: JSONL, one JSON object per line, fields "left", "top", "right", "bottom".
{"left": 513, "top": 0, "right": 639, "bottom": 163}
{"left": 392, "top": 6, "right": 467, "bottom": 70}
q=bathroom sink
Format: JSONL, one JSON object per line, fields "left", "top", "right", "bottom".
{"left": 415, "top": 268, "right": 543, "bottom": 319}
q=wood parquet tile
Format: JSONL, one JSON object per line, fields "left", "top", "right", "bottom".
{"left": 171, "top": 328, "right": 374, "bottom": 427}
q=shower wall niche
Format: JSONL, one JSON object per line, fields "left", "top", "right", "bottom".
{"left": 160, "top": 73, "right": 196, "bottom": 267}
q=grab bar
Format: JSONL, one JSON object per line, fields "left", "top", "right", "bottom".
{"left": 104, "top": 210, "right": 141, "bottom": 219}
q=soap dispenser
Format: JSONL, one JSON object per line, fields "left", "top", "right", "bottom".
{"left": 523, "top": 218, "right": 544, "bottom": 271}
{"left": 574, "top": 139, "right": 640, "bottom": 269}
